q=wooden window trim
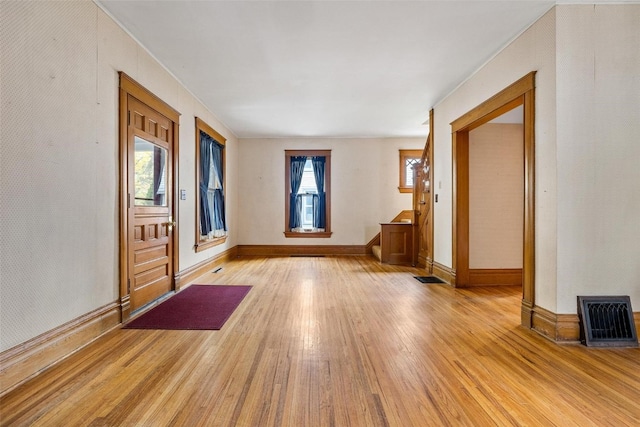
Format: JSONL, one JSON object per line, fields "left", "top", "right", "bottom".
{"left": 284, "top": 149, "right": 332, "bottom": 238}
{"left": 398, "top": 149, "right": 422, "bottom": 193}
{"left": 195, "top": 117, "right": 227, "bottom": 253}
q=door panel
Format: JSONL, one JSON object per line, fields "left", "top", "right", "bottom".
{"left": 128, "top": 96, "right": 174, "bottom": 312}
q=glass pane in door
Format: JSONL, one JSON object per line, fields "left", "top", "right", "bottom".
{"left": 134, "top": 136, "right": 167, "bottom": 206}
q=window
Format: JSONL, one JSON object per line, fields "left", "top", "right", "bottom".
{"left": 398, "top": 149, "right": 422, "bottom": 193}
{"left": 284, "top": 150, "right": 331, "bottom": 238}
{"left": 195, "top": 117, "right": 227, "bottom": 252}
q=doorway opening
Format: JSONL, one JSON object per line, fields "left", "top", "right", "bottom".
{"left": 451, "top": 72, "right": 536, "bottom": 328}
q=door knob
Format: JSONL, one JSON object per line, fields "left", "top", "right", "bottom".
{"left": 164, "top": 221, "right": 176, "bottom": 229}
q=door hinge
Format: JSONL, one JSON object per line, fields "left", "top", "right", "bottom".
{"left": 128, "top": 193, "right": 131, "bottom": 208}
{"left": 127, "top": 278, "right": 131, "bottom": 293}
{"left": 127, "top": 110, "right": 131, "bottom": 126}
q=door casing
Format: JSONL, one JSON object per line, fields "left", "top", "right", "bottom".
{"left": 450, "top": 72, "right": 536, "bottom": 328}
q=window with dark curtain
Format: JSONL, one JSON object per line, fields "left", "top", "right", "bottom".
{"left": 288, "top": 156, "right": 307, "bottom": 230}
{"left": 195, "top": 118, "right": 227, "bottom": 252}
{"left": 199, "top": 130, "right": 226, "bottom": 238}
{"left": 284, "top": 150, "right": 331, "bottom": 237}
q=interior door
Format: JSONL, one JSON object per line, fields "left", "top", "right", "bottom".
{"left": 127, "top": 96, "right": 174, "bottom": 312}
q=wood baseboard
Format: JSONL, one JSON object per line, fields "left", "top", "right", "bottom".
{"left": 416, "top": 255, "right": 433, "bottom": 272}
{"left": 531, "top": 305, "right": 580, "bottom": 343}
{"left": 432, "top": 261, "right": 454, "bottom": 285}
{"left": 531, "top": 307, "right": 640, "bottom": 344}
{"left": 174, "top": 246, "right": 239, "bottom": 289}
{"left": 468, "top": 268, "right": 522, "bottom": 286}
{"left": 237, "top": 245, "right": 367, "bottom": 257}
{"left": 521, "top": 299, "right": 534, "bottom": 328}
{"left": 0, "top": 302, "right": 120, "bottom": 398}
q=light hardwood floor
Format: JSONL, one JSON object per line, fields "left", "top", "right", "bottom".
{"left": 2, "top": 256, "right": 639, "bottom": 426}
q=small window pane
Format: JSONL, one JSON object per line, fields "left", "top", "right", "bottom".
{"left": 405, "top": 158, "right": 420, "bottom": 187}
{"left": 134, "top": 136, "right": 167, "bottom": 206}
{"left": 298, "top": 159, "right": 317, "bottom": 194}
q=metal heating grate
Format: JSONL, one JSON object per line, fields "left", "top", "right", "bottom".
{"left": 414, "top": 276, "right": 445, "bottom": 284}
{"left": 578, "top": 296, "right": 638, "bottom": 347}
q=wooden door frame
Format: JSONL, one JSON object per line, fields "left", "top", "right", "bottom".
{"left": 450, "top": 72, "right": 535, "bottom": 328}
{"left": 118, "top": 72, "right": 181, "bottom": 321}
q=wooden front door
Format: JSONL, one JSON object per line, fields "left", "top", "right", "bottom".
{"left": 126, "top": 96, "right": 174, "bottom": 313}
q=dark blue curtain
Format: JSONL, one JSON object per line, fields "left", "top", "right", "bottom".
{"left": 312, "top": 156, "right": 325, "bottom": 229}
{"left": 199, "top": 131, "right": 213, "bottom": 236}
{"left": 210, "top": 141, "right": 226, "bottom": 231}
{"left": 289, "top": 156, "right": 307, "bottom": 229}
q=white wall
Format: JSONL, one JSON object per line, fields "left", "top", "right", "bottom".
{"left": 469, "top": 124, "right": 524, "bottom": 269}
{"left": 432, "top": 8, "right": 558, "bottom": 309}
{"left": 237, "top": 138, "right": 424, "bottom": 245}
{"left": 0, "top": 1, "right": 237, "bottom": 352}
{"left": 555, "top": 5, "right": 640, "bottom": 313}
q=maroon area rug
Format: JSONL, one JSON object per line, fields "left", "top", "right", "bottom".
{"left": 123, "top": 285, "right": 251, "bottom": 330}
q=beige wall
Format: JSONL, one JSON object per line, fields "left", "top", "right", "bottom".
{"left": 237, "top": 138, "right": 424, "bottom": 245}
{"left": 555, "top": 5, "right": 640, "bottom": 313}
{"left": 469, "top": 124, "right": 524, "bottom": 269}
{"left": 433, "top": 7, "right": 557, "bottom": 309}
{"left": 0, "top": 1, "right": 238, "bottom": 352}
{"left": 433, "top": 4, "right": 640, "bottom": 314}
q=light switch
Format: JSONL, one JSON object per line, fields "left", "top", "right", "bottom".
{"left": 180, "top": 189, "right": 187, "bottom": 200}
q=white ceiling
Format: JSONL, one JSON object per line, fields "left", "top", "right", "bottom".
{"left": 96, "top": 0, "right": 559, "bottom": 138}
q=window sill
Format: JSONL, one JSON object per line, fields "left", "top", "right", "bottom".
{"left": 398, "top": 187, "right": 413, "bottom": 194}
{"left": 195, "top": 235, "right": 227, "bottom": 253}
{"left": 284, "top": 231, "right": 332, "bottom": 238}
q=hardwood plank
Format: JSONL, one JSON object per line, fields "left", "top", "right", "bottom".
{"left": 1, "top": 256, "right": 639, "bottom": 426}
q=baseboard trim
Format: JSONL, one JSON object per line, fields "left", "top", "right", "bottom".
{"left": 468, "top": 268, "right": 523, "bottom": 286}
{"left": 417, "top": 255, "right": 433, "bottom": 272}
{"left": 432, "top": 261, "right": 454, "bottom": 285}
{"left": 174, "top": 246, "right": 239, "bottom": 289}
{"left": 0, "top": 302, "right": 120, "bottom": 398}
{"left": 526, "top": 305, "right": 640, "bottom": 344}
{"left": 237, "top": 245, "right": 367, "bottom": 257}
{"left": 531, "top": 305, "right": 580, "bottom": 343}
{"left": 521, "top": 299, "right": 534, "bottom": 328}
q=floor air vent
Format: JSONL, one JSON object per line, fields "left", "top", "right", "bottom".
{"left": 414, "top": 276, "right": 445, "bottom": 284}
{"left": 578, "top": 296, "right": 638, "bottom": 347}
